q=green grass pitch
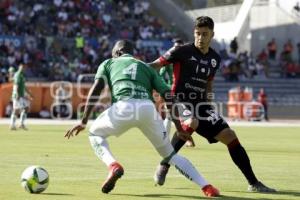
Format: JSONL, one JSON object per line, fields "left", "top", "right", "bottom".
{"left": 0, "top": 124, "right": 300, "bottom": 200}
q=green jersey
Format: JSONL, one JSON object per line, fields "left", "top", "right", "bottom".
{"left": 159, "top": 64, "right": 173, "bottom": 86}
{"left": 95, "top": 54, "right": 170, "bottom": 103}
{"left": 12, "top": 69, "right": 26, "bottom": 99}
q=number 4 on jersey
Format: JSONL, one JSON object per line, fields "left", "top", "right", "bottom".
{"left": 123, "top": 63, "right": 137, "bottom": 80}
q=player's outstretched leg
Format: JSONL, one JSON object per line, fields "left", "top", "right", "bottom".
{"left": 89, "top": 135, "right": 124, "bottom": 193}
{"left": 154, "top": 163, "right": 170, "bottom": 186}
{"left": 163, "top": 117, "right": 171, "bottom": 134}
{"left": 166, "top": 153, "right": 220, "bottom": 197}
{"left": 101, "top": 162, "right": 124, "bottom": 194}
{"left": 248, "top": 181, "right": 276, "bottom": 193}
{"left": 154, "top": 132, "right": 186, "bottom": 186}
{"left": 227, "top": 137, "right": 276, "bottom": 193}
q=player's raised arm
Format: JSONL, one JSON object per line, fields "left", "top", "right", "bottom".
{"left": 148, "top": 58, "right": 164, "bottom": 70}
{"left": 149, "top": 42, "right": 181, "bottom": 71}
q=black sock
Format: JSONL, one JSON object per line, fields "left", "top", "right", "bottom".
{"left": 161, "top": 132, "right": 186, "bottom": 167}
{"left": 171, "top": 131, "right": 186, "bottom": 152}
{"left": 228, "top": 139, "right": 258, "bottom": 185}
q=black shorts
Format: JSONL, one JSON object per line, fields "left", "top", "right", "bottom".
{"left": 194, "top": 105, "right": 229, "bottom": 143}
{"left": 178, "top": 103, "right": 229, "bottom": 143}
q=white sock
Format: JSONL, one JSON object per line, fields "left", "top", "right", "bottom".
{"left": 163, "top": 117, "right": 171, "bottom": 134}
{"left": 20, "top": 110, "right": 27, "bottom": 126}
{"left": 169, "top": 154, "right": 209, "bottom": 188}
{"left": 89, "top": 135, "right": 116, "bottom": 166}
{"left": 10, "top": 111, "right": 17, "bottom": 127}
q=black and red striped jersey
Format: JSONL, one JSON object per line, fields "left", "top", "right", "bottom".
{"left": 158, "top": 43, "right": 221, "bottom": 105}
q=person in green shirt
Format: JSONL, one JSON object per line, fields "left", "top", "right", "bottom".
{"left": 158, "top": 64, "right": 173, "bottom": 86}
{"left": 65, "top": 40, "right": 219, "bottom": 196}
{"left": 10, "top": 64, "right": 33, "bottom": 130}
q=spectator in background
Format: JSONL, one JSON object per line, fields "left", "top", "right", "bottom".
{"left": 219, "top": 39, "right": 228, "bottom": 59}
{"left": 294, "top": 2, "right": 300, "bottom": 12}
{"left": 248, "top": 53, "right": 257, "bottom": 78}
{"left": 237, "top": 51, "right": 250, "bottom": 79}
{"left": 230, "top": 37, "right": 238, "bottom": 54}
{"left": 280, "top": 49, "right": 290, "bottom": 65}
{"left": 257, "top": 88, "right": 269, "bottom": 121}
{"left": 280, "top": 40, "right": 294, "bottom": 75}
{"left": 257, "top": 49, "right": 269, "bottom": 77}
{"left": 229, "top": 59, "right": 240, "bottom": 81}
{"left": 267, "top": 38, "right": 277, "bottom": 60}
{"left": 75, "top": 32, "right": 85, "bottom": 56}
{"left": 257, "top": 49, "right": 268, "bottom": 64}
{"left": 284, "top": 39, "right": 294, "bottom": 61}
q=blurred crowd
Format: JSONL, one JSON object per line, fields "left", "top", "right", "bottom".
{"left": 1, "top": 0, "right": 300, "bottom": 84}
{"left": 0, "top": 0, "right": 176, "bottom": 83}
{"left": 220, "top": 37, "right": 300, "bottom": 81}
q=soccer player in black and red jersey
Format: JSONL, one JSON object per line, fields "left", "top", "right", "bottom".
{"left": 149, "top": 16, "right": 276, "bottom": 193}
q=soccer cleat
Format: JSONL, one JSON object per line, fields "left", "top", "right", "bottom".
{"left": 154, "top": 164, "right": 170, "bottom": 186}
{"left": 19, "top": 124, "right": 28, "bottom": 130}
{"left": 10, "top": 125, "right": 17, "bottom": 130}
{"left": 248, "top": 181, "right": 276, "bottom": 193}
{"left": 202, "top": 184, "right": 220, "bottom": 197}
{"left": 101, "top": 162, "right": 124, "bottom": 194}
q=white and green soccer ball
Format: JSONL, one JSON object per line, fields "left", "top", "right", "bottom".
{"left": 21, "top": 166, "right": 49, "bottom": 194}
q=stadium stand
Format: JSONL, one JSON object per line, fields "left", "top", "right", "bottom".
{"left": 0, "top": 0, "right": 176, "bottom": 82}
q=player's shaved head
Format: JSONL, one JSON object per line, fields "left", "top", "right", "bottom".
{"left": 112, "top": 40, "right": 134, "bottom": 58}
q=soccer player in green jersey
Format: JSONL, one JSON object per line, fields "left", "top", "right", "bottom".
{"left": 65, "top": 40, "right": 219, "bottom": 197}
{"left": 10, "top": 64, "right": 33, "bottom": 130}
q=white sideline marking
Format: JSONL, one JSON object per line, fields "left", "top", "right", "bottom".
{"left": 0, "top": 118, "right": 300, "bottom": 127}
{"left": 0, "top": 118, "right": 92, "bottom": 125}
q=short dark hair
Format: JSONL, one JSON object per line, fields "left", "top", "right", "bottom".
{"left": 194, "top": 16, "right": 214, "bottom": 30}
{"left": 112, "top": 40, "right": 134, "bottom": 58}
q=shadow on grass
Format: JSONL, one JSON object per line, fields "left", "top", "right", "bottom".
{"left": 275, "top": 190, "right": 300, "bottom": 197}
{"left": 40, "top": 193, "right": 74, "bottom": 196}
{"left": 230, "top": 190, "right": 300, "bottom": 198}
{"left": 112, "top": 193, "right": 268, "bottom": 200}
{"left": 112, "top": 193, "right": 210, "bottom": 199}
{"left": 166, "top": 187, "right": 196, "bottom": 190}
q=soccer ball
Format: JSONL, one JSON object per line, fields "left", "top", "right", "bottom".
{"left": 21, "top": 166, "right": 49, "bottom": 193}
